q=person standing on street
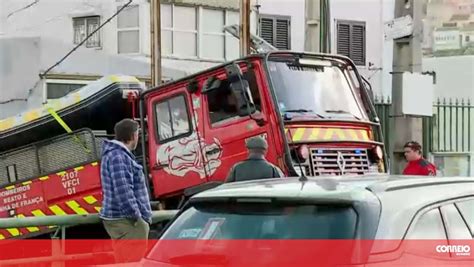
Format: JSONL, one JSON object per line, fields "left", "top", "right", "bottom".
{"left": 225, "top": 136, "right": 284, "bottom": 183}
{"left": 100, "top": 119, "right": 152, "bottom": 262}
{"left": 402, "top": 141, "right": 437, "bottom": 176}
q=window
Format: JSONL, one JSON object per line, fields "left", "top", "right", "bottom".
{"left": 161, "top": 5, "right": 198, "bottom": 57}
{"left": 206, "top": 80, "right": 239, "bottom": 124}
{"left": 443, "top": 22, "right": 457, "bottom": 27}
{"left": 159, "top": 202, "right": 357, "bottom": 240}
{"left": 336, "top": 20, "right": 366, "bottom": 66}
{"left": 73, "top": 16, "right": 101, "bottom": 48}
{"left": 441, "top": 204, "right": 472, "bottom": 239}
{"left": 466, "top": 35, "right": 471, "bottom": 42}
{"left": 202, "top": 9, "right": 225, "bottom": 60}
{"left": 455, "top": 199, "right": 474, "bottom": 236}
{"left": 117, "top": 5, "right": 139, "bottom": 54}
{"left": 161, "top": 4, "right": 239, "bottom": 60}
{"left": 267, "top": 60, "right": 368, "bottom": 120}
{"left": 259, "top": 14, "right": 291, "bottom": 50}
{"left": 407, "top": 208, "right": 447, "bottom": 240}
{"left": 206, "top": 70, "right": 261, "bottom": 125}
{"left": 225, "top": 12, "right": 240, "bottom": 60}
{"left": 155, "top": 95, "right": 191, "bottom": 142}
{"left": 46, "top": 81, "right": 88, "bottom": 99}
{"left": 7, "top": 165, "right": 17, "bottom": 183}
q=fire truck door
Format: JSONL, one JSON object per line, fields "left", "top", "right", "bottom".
{"left": 202, "top": 68, "right": 279, "bottom": 182}
{"left": 148, "top": 89, "right": 204, "bottom": 198}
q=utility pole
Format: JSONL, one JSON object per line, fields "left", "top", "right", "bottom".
{"left": 391, "top": 0, "right": 424, "bottom": 173}
{"left": 304, "top": 0, "right": 321, "bottom": 52}
{"left": 150, "top": 0, "right": 162, "bottom": 87}
{"left": 240, "top": 0, "right": 251, "bottom": 56}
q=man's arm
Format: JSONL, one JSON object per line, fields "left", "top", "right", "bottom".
{"left": 110, "top": 155, "right": 141, "bottom": 220}
{"left": 425, "top": 164, "right": 437, "bottom": 176}
{"left": 272, "top": 165, "right": 285, "bottom": 178}
{"left": 419, "top": 160, "right": 437, "bottom": 176}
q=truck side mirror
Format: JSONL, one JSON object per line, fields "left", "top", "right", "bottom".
{"left": 225, "top": 63, "right": 256, "bottom": 117}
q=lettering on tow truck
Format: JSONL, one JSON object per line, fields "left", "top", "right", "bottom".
{"left": 61, "top": 170, "right": 80, "bottom": 195}
{"left": 0, "top": 185, "right": 44, "bottom": 212}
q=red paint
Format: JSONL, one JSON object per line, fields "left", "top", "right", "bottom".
{"left": 0, "top": 240, "right": 471, "bottom": 266}
{"left": 43, "top": 164, "right": 101, "bottom": 202}
{"left": 403, "top": 159, "right": 437, "bottom": 176}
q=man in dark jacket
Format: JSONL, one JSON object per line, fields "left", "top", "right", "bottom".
{"left": 225, "top": 136, "right": 284, "bottom": 183}
{"left": 99, "top": 119, "right": 152, "bottom": 262}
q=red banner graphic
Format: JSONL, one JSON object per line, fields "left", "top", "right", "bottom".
{"left": 0, "top": 240, "right": 472, "bottom": 266}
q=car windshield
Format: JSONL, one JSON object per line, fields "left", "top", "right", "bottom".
{"left": 267, "top": 60, "right": 368, "bottom": 120}
{"left": 160, "top": 201, "right": 357, "bottom": 240}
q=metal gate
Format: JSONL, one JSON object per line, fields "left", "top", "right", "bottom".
{"left": 374, "top": 97, "right": 474, "bottom": 175}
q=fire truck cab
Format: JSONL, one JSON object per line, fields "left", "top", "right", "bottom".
{"left": 142, "top": 51, "right": 387, "bottom": 204}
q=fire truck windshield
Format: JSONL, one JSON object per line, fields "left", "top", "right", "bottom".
{"left": 267, "top": 61, "right": 368, "bottom": 121}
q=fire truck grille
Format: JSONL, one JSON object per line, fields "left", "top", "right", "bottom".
{"left": 309, "top": 148, "right": 370, "bottom": 176}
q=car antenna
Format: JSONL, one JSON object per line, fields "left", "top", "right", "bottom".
{"left": 286, "top": 128, "right": 308, "bottom": 182}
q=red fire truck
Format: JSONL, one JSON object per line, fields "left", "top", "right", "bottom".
{"left": 0, "top": 51, "right": 387, "bottom": 239}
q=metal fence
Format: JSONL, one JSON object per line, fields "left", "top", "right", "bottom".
{"left": 374, "top": 96, "right": 392, "bottom": 154}
{"left": 0, "top": 129, "right": 108, "bottom": 186}
{"left": 0, "top": 210, "right": 178, "bottom": 265}
{"left": 374, "top": 97, "right": 474, "bottom": 154}
{"left": 429, "top": 98, "right": 473, "bottom": 152}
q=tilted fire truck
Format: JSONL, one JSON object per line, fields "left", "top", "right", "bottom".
{"left": 0, "top": 51, "right": 387, "bottom": 239}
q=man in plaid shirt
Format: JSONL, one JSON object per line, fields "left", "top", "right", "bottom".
{"left": 100, "top": 119, "right": 152, "bottom": 262}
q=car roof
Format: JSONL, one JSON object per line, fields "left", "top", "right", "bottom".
{"left": 192, "top": 175, "right": 474, "bottom": 203}
{"left": 372, "top": 176, "right": 474, "bottom": 241}
{"left": 188, "top": 175, "right": 473, "bottom": 248}
{"left": 192, "top": 176, "right": 376, "bottom": 202}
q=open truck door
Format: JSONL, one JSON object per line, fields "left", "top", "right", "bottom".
{"left": 200, "top": 62, "right": 282, "bottom": 182}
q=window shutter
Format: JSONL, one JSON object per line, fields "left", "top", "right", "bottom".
{"left": 337, "top": 23, "right": 351, "bottom": 58}
{"left": 337, "top": 20, "right": 366, "bottom": 66}
{"left": 275, "top": 19, "right": 290, "bottom": 49}
{"left": 260, "top": 17, "right": 274, "bottom": 45}
{"left": 259, "top": 15, "right": 291, "bottom": 50}
{"left": 351, "top": 24, "right": 365, "bottom": 66}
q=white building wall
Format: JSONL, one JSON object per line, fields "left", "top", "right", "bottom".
{"left": 422, "top": 56, "right": 474, "bottom": 100}
{"left": 256, "top": 0, "right": 306, "bottom": 51}
{"left": 329, "top": 0, "right": 395, "bottom": 97}
{"left": 0, "top": 37, "right": 41, "bottom": 117}
{"left": 255, "top": 0, "right": 398, "bottom": 97}
{"left": 433, "top": 30, "right": 462, "bottom": 51}
{"left": 3, "top": 0, "right": 120, "bottom": 55}
{"left": 461, "top": 30, "right": 474, "bottom": 47}
{"left": 381, "top": 0, "right": 395, "bottom": 98}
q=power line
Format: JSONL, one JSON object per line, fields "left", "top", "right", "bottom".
{"left": 0, "top": 80, "right": 40, "bottom": 104}
{"left": 2, "top": 0, "right": 133, "bottom": 105}
{"left": 40, "top": 0, "right": 132, "bottom": 78}
{"left": 7, "top": 0, "right": 40, "bottom": 19}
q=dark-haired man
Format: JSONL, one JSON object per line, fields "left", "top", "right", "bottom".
{"left": 402, "top": 141, "right": 437, "bottom": 176}
{"left": 99, "top": 119, "right": 152, "bottom": 262}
